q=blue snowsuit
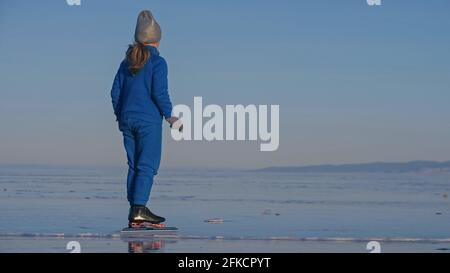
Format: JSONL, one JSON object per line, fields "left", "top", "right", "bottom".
{"left": 111, "top": 46, "right": 172, "bottom": 206}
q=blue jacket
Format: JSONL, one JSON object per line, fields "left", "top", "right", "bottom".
{"left": 111, "top": 46, "right": 173, "bottom": 123}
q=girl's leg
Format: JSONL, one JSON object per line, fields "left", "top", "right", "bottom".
{"left": 132, "top": 121, "right": 162, "bottom": 206}
{"left": 120, "top": 121, "right": 137, "bottom": 205}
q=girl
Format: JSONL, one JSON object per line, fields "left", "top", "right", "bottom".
{"left": 111, "top": 10, "right": 180, "bottom": 228}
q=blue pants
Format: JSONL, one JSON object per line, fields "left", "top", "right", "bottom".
{"left": 119, "top": 116, "right": 162, "bottom": 206}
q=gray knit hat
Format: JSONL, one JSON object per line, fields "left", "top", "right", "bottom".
{"left": 134, "top": 10, "right": 161, "bottom": 44}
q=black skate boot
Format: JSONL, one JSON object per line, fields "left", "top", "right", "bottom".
{"left": 128, "top": 205, "right": 166, "bottom": 228}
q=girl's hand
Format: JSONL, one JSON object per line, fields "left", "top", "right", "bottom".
{"left": 166, "top": 117, "right": 183, "bottom": 132}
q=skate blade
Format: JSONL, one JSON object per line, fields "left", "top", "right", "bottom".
{"left": 129, "top": 222, "right": 166, "bottom": 229}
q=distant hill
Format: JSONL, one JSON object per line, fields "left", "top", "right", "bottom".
{"left": 255, "top": 161, "right": 450, "bottom": 173}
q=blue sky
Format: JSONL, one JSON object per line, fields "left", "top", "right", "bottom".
{"left": 0, "top": 0, "right": 449, "bottom": 168}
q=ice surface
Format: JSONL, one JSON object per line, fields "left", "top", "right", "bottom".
{"left": 1, "top": 166, "right": 450, "bottom": 252}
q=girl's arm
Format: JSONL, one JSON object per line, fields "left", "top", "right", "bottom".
{"left": 151, "top": 57, "right": 173, "bottom": 119}
{"left": 111, "top": 63, "right": 123, "bottom": 121}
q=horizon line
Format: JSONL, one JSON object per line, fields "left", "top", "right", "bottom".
{"left": 1, "top": 159, "right": 450, "bottom": 171}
